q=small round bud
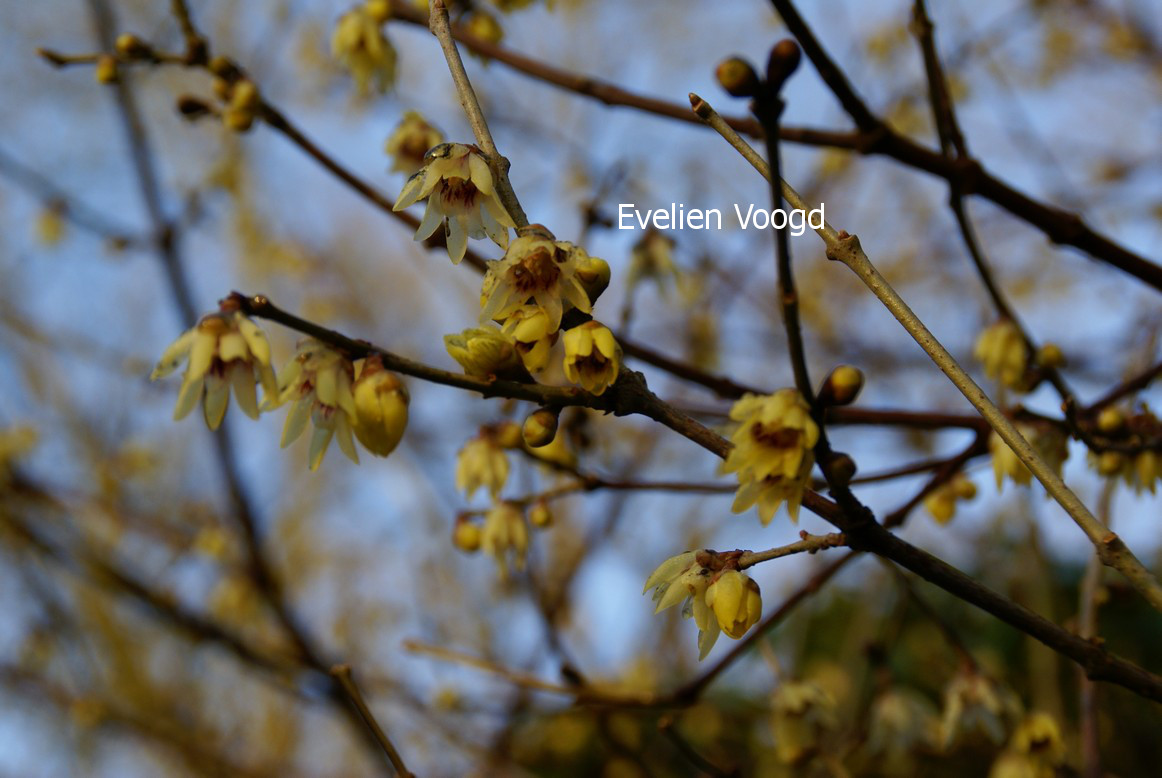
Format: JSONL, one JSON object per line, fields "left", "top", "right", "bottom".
{"left": 452, "top": 520, "right": 481, "bottom": 553}
{"left": 229, "top": 79, "right": 260, "bottom": 111}
{"left": 222, "top": 108, "right": 254, "bottom": 133}
{"left": 766, "top": 39, "right": 802, "bottom": 91}
{"left": 95, "top": 55, "right": 118, "bottom": 84}
{"left": 522, "top": 408, "right": 559, "bottom": 448}
{"left": 1097, "top": 407, "right": 1125, "bottom": 434}
{"left": 208, "top": 56, "right": 241, "bottom": 81}
{"left": 823, "top": 451, "right": 856, "bottom": 487}
{"left": 575, "top": 255, "right": 611, "bottom": 306}
{"left": 492, "top": 421, "right": 523, "bottom": 450}
{"left": 465, "top": 10, "right": 504, "bottom": 46}
{"left": 1035, "top": 342, "right": 1065, "bottom": 369}
{"left": 1096, "top": 450, "right": 1124, "bottom": 476}
{"left": 114, "top": 33, "right": 151, "bottom": 60}
{"left": 819, "top": 365, "right": 864, "bottom": 407}
{"left": 365, "top": 0, "right": 392, "bottom": 24}
{"left": 529, "top": 500, "right": 553, "bottom": 528}
{"left": 951, "top": 475, "right": 977, "bottom": 500}
{"left": 176, "top": 95, "right": 212, "bottom": 118}
{"left": 715, "top": 56, "right": 760, "bottom": 98}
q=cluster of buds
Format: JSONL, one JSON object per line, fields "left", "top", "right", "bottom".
{"left": 331, "top": 0, "right": 396, "bottom": 95}
{"left": 923, "top": 474, "right": 977, "bottom": 524}
{"left": 1086, "top": 407, "right": 1162, "bottom": 493}
{"left": 151, "top": 300, "right": 408, "bottom": 471}
{"left": 643, "top": 550, "right": 762, "bottom": 660}
{"left": 452, "top": 498, "right": 554, "bottom": 577}
{"left": 723, "top": 389, "right": 819, "bottom": 525}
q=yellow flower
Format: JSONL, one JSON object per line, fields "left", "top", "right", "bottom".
{"left": 923, "top": 474, "right": 977, "bottom": 524}
{"left": 272, "top": 339, "right": 359, "bottom": 471}
{"left": 562, "top": 321, "right": 620, "bottom": 395}
{"left": 989, "top": 425, "right": 1067, "bottom": 491}
{"left": 705, "top": 570, "right": 761, "bottom": 639}
{"left": 643, "top": 550, "right": 720, "bottom": 660}
{"left": 455, "top": 434, "right": 509, "bottom": 499}
{"left": 394, "top": 143, "right": 514, "bottom": 264}
{"left": 351, "top": 356, "right": 409, "bottom": 457}
{"left": 771, "top": 681, "right": 838, "bottom": 765}
{"left": 384, "top": 110, "right": 443, "bottom": 175}
{"left": 974, "top": 319, "right": 1029, "bottom": 391}
{"left": 331, "top": 2, "right": 396, "bottom": 95}
{"left": 723, "top": 390, "right": 819, "bottom": 525}
{"left": 464, "top": 10, "right": 504, "bottom": 56}
{"left": 221, "top": 79, "right": 261, "bottom": 133}
{"left": 503, "top": 306, "right": 558, "bottom": 374}
{"left": 443, "top": 327, "right": 524, "bottom": 379}
{"left": 481, "top": 501, "right": 529, "bottom": 575}
{"left": 939, "top": 670, "right": 1020, "bottom": 749}
{"left": 479, "top": 225, "right": 593, "bottom": 330}
{"left": 452, "top": 519, "right": 481, "bottom": 553}
{"left": 150, "top": 307, "right": 278, "bottom": 431}
{"left": 627, "top": 229, "right": 680, "bottom": 294}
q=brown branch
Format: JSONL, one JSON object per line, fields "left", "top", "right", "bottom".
{"left": 330, "top": 665, "right": 413, "bottom": 778}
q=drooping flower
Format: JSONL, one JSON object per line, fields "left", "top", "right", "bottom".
{"left": 479, "top": 225, "right": 593, "bottom": 330}
{"left": 939, "top": 669, "right": 1021, "bottom": 749}
{"left": 481, "top": 501, "right": 529, "bottom": 575}
{"left": 705, "top": 569, "right": 762, "bottom": 639}
{"left": 974, "top": 319, "right": 1029, "bottom": 392}
{"left": 452, "top": 518, "right": 482, "bottom": 553}
{"left": 271, "top": 339, "right": 359, "bottom": 471}
{"left": 384, "top": 110, "right": 443, "bottom": 175}
{"left": 394, "top": 143, "right": 514, "bottom": 264}
{"left": 455, "top": 433, "right": 509, "bottom": 499}
{"left": 771, "top": 681, "right": 839, "bottom": 765}
{"left": 643, "top": 550, "right": 720, "bottom": 660}
{"left": 351, "top": 355, "right": 408, "bottom": 457}
{"left": 502, "top": 305, "right": 558, "bottom": 374}
{"left": 627, "top": 228, "right": 680, "bottom": 294}
{"left": 562, "top": 321, "right": 620, "bottom": 395}
{"left": 331, "top": 1, "right": 396, "bottom": 95}
{"left": 988, "top": 712, "right": 1065, "bottom": 778}
{"left": 723, "top": 390, "right": 819, "bottom": 525}
{"left": 989, "top": 424, "right": 1068, "bottom": 491}
{"left": 150, "top": 307, "right": 278, "bottom": 431}
{"left": 443, "top": 327, "right": 524, "bottom": 379}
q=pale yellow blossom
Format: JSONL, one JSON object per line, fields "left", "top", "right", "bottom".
{"left": 331, "top": 2, "right": 396, "bottom": 94}
{"left": 455, "top": 434, "right": 509, "bottom": 499}
{"left": 384, "top": 110, "right": 443, "bottom": 175}
{"left": 479, "top": 226, "right": 593, "bottom": 330}
{"left": 975, "top": 319, "right": 1029, "bottom": 391}
{"left": 351, "top": 356, "right": 408, "bottom": 457}
{"left": 481, "top": 501, "right": 528, "bottom": 575}
{"left": 271, "top": 339, "right": 359, "bottom": 470}
{"left": 562, "top": 321, "right": 620, "bottom": 395}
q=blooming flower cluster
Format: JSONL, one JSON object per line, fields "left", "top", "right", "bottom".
{"left": 151, "top": 301, "right": 408, "bottom": 472}
{"left": 988, "top": 424, "right": 1068, "bottom": 492}
{"left": 723, "top": 389, "right": 819, "bottom": 525}
{"left": 988, "top": 713, "right": 1065, "bottom": 778}
{"left": 643, "top": 551, "right": 762, "bottom": 660}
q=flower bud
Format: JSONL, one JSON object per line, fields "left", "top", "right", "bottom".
{"left": 444, "top": 327, "right": 525, "bottom": 379}
{"left": 1035, "top": 342, "right": 1065, "bottom": 369}
{"left": 1095, "top": 450, "right": 1124, "bottom": 476}
{"left": 222, "top": 108, "right": 254, "bottom": 133}
{"left": 95, "top": 55, "right": 118, "bottom": 84}
{"left": 452, "top": 519, "right": 481, "bottom": 553}
{"left": 822, "top": 451, "right": 856, "bottom": 487}
{"left": 465, "top": 10, "right": 504, "bottom": 47}
{"left": 364, "top": 0, "right": 392, "bottom": 24}
{"left": 114, "top": 33, "right": 152, "bottom": 60}
{"left": 715, "top": 56, "right": 760, "bottom": 97}
{"left": 705, "top": 570, "right": 761, "bottom": 639}
{"left": 1097, "top": 407, "right": 1125, "bottom": 434}
{"left": 529, "top": 499, "right": 553, "bottom": 528}
{"left": 575, "top": 254, "right": 611, "bottom": 306}
{"left": 351, "top": 356, "right": 409, "bottom": 457}
{"left": 522, "top": 407, "right": 559, "bottom": 448}
{"left": 819, "top": 365, "right": 864, "bottom": 407}
{"left": 492, "top": 420, "right": 523, "bottom": 450}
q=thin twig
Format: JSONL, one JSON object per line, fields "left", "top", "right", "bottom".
{"left": 427, "top": 0, "right": 527, "bottom": 227}
{"left": 738, "top": 532, "right": 846, "bottom": 568}
{"left": 331, "top": 665, "right": 413, "bottom": 777}
{"left": 1079, "top": 482, "right": 1115, "bottom": 778}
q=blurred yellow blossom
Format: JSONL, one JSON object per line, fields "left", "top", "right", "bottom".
{"left": 271, "top": 339, "right": 359, "bottom": 470}
{"left": 331, "top": 1, "right": 396, "bottom": 94}
{"left": 481, "top": 501, "right": 528, "bottom": 575}
{"left": 384, "top": 110, "right": 443, "bottom": 175}
{"left": 974, "top": 319, "right": 1029, "bottom": 392}
{"left": 455, "top": 433, "right": 509, "bottom": 499}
